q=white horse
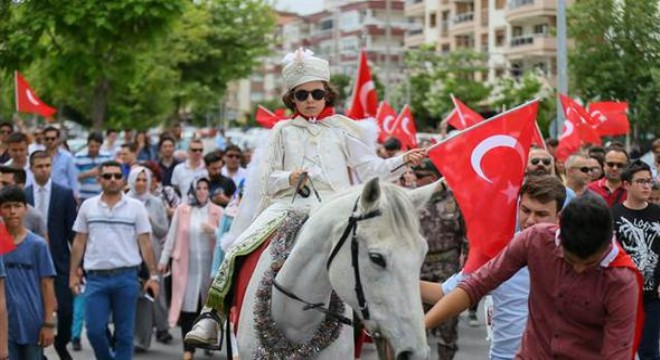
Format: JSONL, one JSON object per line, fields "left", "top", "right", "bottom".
{"left": 236, "top": 178, "right": 434, "bottom": 360}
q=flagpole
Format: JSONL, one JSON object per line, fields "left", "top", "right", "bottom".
{"left": 450, "top": 93, "right": 466, "bottom": 125}
{"left": 391, "top": 98, "right": 540, "bottom": 172}
{"left": 535, "top": 121, "right": 548, "bottom": 151}
{"left": 426, "top": 97, "right": 541, "bottom": 152}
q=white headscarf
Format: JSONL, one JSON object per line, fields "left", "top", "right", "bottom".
{"left": 127, "top": 166, "right": 152, "bottom": 202}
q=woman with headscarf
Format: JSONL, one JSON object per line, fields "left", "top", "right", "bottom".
{"left": 159, "top": 177, "right": 223, "bottom": 360}
{"left": 125, "top": 166, "right": 173, "bottom": 350}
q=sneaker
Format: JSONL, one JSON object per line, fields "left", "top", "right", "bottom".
{"left": 184, "top": 317, "right": 221, "bottom": 350}
{"left": 468, "top": 311, "right": 479, "bottom": 327}
{"left": 71, "top": 338, "right": 82, "bottom": 351}
{"left": 156, "top": 330, "right": 173, "bottom": 344}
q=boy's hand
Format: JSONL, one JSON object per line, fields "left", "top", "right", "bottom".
{"left": 38, "top": 326, "right": 55, "bottom": 347}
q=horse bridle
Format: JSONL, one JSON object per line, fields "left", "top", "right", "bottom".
{"left": 273, "top": 196, "right": 382, "bottom": 326}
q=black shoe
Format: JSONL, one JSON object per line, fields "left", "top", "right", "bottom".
{"left": 156, "top": 330, "right": 173, "bottom": 344}
{"left": 71, "top": 338, "right": 82, "bottom": 351}
{"left": 55, "top": 344, "right": 73, "bottom": 360}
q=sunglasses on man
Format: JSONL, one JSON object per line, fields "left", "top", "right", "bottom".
{"left": 294, "top": 89, "right": 326, "bottom": 102}
{"left": 101, "top": 173, "right": 123, "bottom": 180}
{"left": 530, "top": 158, "right": 552, "bottom": 166}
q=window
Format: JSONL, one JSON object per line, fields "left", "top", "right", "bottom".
{"left": 495, "top": 29, "right": 506, "bottom": 47}
{"left": 533, "top": 24, "right": 549, "bottom": 35}
{"left": 320, "top": 19, "right": 333, "bottom": 31}
{"left": 496, "top": 0, "right": 506, "bottom": 9}
{"left": 429, "top": 12, "right": 437, "bottom": 28}
{"left": 512, "top": 26, "right": 523, "bottom": 37}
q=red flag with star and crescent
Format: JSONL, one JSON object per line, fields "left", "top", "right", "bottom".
{"left": 255, "top": 105, "right": 287, "bottom": 129}
{"left": 376, "top": 101, "right": 398, "bottom": 142}
{"left": 556, "top": 94, "right": 602, "bottom": 161}
{"left": 448, "top": 95, "right": 485, "bottom": 130}
{"left": 428, "top": 100, "right": 539, "bottom": 272}
{"left": 15, "top": 71, "right": 57, "bottom": 118}
{"left": 587, "top": 101, "right": 629, "bottom": 137}
{"left": 0, "top": 222, "right": 16, "bottom": 255}
{"left": 346, "top": 50, "right": 378, "bottom": 120}
{"left": 391, "top": 104, "right": 417, "bottom": 149}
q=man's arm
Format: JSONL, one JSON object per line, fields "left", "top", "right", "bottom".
{"left": 67, "top": 157, "right": 80, "bottom": 196}
{"left": 69, "top": 232, "right": 88, "bottom": 294}
{"left": 424, "top": 288, "right": 472, "bottom": 328}
{"left": 137, "top": 233, "right": 160, "bottom": 297}
{"left": 601, "top": 270, "right": 640, "bottom": 359}
{"left": 0, "top": 279, "right": 7, "bottom": 359}
{"left": 38, "top": 277, "right": 57, "bottom": 347}
{"left": 420, "top": 281, "right": 444, "bottom": 305}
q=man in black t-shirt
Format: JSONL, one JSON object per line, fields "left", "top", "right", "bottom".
{"left": 612, "top": 160, "right": 660, "bottom": 360}
{"left": 204, "top": 151, "right": 235, "bottom": 207}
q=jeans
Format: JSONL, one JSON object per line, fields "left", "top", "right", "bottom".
{"left": 639, "top": 296, "right": 660, "bottom": 360}
{"left": 71, "top": 292, "right": 85, "bottom": 340}
{"left": 8, "top": 342, "right": 42, "bottom": 360}
{"left": 85, "top": 269, "right": 140, "bottom": 360}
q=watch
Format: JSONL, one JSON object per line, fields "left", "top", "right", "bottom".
{"left": 149, "top": 275, "right": 160, "bottom": 282}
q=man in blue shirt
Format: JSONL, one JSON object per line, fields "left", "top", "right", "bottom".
{"left": 0, "top": 256, "right": 8, "bottom": 360}
{"left": 43, "top": 126, "right": 79, "bottom": 200}
{"left": 1, "top": 185, "right": 57, "bottom": 360}
{"left": 421, "top": 175, "right": 566, "bottom": 359}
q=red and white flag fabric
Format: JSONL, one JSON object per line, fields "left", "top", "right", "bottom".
{"left": 255, "top": 105, "right": 287, "bottom": 129}
{"left": 0, "top": 222, "right": 15, "bottom": 255}
{"left": 15, "top": 71, "right": 57, "bottom": 118}
{"left": 588, "top": 101, "right": 629, "bottom": 137}
{"left": 376, "top": 101, "right": 398, "bottom": 142}
{"left": 448, "top": 95, "right": 485, "bottom": 130}
{"left": 428, "top": 100, "right": 539, "bottom": 272}
{"left": 346, "top": 50, "right": 378, "bottom": 120}
{"left": 556, "top": 94, "right": 602, "bottom": 161}
{"left": 391, "top": 104, "right": 417, "bottom": 149}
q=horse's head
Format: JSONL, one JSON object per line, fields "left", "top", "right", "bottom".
{"left": 326, "top": 177, "right": 437, "bottom": 360}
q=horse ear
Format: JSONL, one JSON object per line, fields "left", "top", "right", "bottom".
{"left": 360, "top": 177, "right": 381, "bottom": 211}
{"left": 408, "top": 179, "right": 445, "bottom": 209}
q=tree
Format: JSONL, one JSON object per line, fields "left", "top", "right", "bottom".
{"left": 568, "top": 0, "right": 660, "bottom": 140}
{"left": 330, "top": 73, "right": 351, "bottom": 110}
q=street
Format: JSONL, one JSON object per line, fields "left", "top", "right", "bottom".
{"left": 45, "top": 309, "right": 489, "bottom": 359}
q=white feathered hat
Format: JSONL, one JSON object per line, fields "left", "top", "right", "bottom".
{"left": 282, "top": 48, "right": 330, "bottom": 91}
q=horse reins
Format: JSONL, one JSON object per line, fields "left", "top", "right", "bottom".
{"left": 272, "top": 196, "right": 382, "bottom": 326}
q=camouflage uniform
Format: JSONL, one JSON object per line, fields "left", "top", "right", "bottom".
{"left": 419, "top": 189, "right": 466, "bottom": 360}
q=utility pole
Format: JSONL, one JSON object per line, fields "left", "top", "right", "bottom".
{"left": 556, "top": 0, "right": 568, "bottom": 138}
{"left": 384, "top": 0, "right": 392, "bottom": 103}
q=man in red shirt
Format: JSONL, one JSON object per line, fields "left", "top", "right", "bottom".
{"left": 424, "top": 196, "right": 641, "bottom": 359}
{"left": 588, "top": 147, "right": 629, "bottom": 206}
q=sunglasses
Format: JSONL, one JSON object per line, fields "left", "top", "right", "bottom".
{"left": 190, "top": 148, "right": 203, "bottom": 153}
{"left": 573, "top": 166, "right": 594, "bottom": 174}
{"left": 44, "top": 137, "right": 57, "bottom": 142}
{"left": 415, "top": 172, "right": 434, "bottom": 179}
{"left": 101, "top": 173, "right": 123, "bottom": 180}
{"left": 606, "top": 162, "right": 626, "bottom": 169}
{"left": 294, "top": 89, "right": 326, "bottom": 102}
{"left": 225, "top": 153, "right": 241, "bottom": 159}
{"left": 530, "top": 158, "right": 552, "bottom": 166}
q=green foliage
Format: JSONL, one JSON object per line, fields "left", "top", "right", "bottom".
{"left": 568, "top": 0, "right": 660, "bottom": 140}
{"left": 330, "top": 73, "right": 351, "bottom": 109}
{"left": 0, "top": 0, "right": 276, "bottom": 130}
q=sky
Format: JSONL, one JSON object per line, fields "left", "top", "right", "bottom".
{"left": 273, "top": 0, "right": 324, "bottom": 15}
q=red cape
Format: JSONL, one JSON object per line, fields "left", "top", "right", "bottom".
{"left": 610, "top": 244, "right": 644, "bottom": 359}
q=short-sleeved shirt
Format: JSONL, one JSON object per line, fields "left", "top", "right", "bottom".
{"left": 73, "top": 194, "right": 152, "bottom": 270}
{"left": 4, "top": 232, "right": 56, "bottom": 345}
{"left": 587, "top": 178, "right": 626, "bottom": 207}
{"left": 0, "top": 256, "right": 5, "bottom": 277}
{"left": 209, "top": 176, "right": 236, "bottom": 204}
{"left": 74, "top": 149, "right": 112, "bottom": 200}
{"left": 23, "top": 205, "right": 47, "bottom": 238}
{"left": 51, "top": 149, "right": 79, "bottom": 196}
{"left": 171, "top": 161, "right": 207, "bottom": 196}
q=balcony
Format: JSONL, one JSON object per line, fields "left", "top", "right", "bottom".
{"left": 441, "top": 21, "right": 450, "bottom": 37}
{"left": 505, "top": 0, "right": 557, "bottom": 24}
{"left": 506, "top": 34, "right": 557, "bottom": 59}
{"left": 405, "top": 28, "right": 425, "bottom": 48}
{"left": 451, "top": 12, "right": 475, "bottom": 33}
{"left": 405, "top": 0, "right": 425, "bottom": 17}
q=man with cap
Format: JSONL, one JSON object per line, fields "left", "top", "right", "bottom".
{"left": 185, "top": 48, "right": 425, "bottom": 348}
{"left": 415, "top": 159, "right": 466, "bottom": 359}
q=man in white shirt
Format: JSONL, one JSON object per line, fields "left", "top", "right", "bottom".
{"left": 221, "top": 144, "right": 246, "bottom": 186}
{"left": 4, "top": 132, "right": 34, "bottom": 186}
{"left": 171, "top": 139, "right": 207, "bottom": 197}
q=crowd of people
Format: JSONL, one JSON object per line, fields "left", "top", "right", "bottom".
{"left": 0, "top": 47, "right": 656, "bottom": 360}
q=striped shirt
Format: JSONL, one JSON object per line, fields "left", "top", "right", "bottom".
{"left": 75, "top": 149, "right": 112, "bottom": 200}
{"left": 73, "top": 194, "right": 152, "bottom": 270}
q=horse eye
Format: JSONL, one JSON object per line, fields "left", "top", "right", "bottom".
{"left": 369, "top": 252, "right": 387, "bottom": 268}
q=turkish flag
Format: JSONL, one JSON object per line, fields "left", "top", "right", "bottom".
{"left": 0, "top": 222, "right": 16, "bottom": 255}
{"left": 588, "top": 101, "right": 629, "bottom": 136}
{"left": 346, "top": 50, "right": 378, "bottom": 120}
{"left": 376, "top": 101, "right": 398, "bottom": 142}
{"left": 428, "top": 100, "right": 539, "bottom": 272}
{"left": 255, "top": 105, "right": 287, "bottom": 129}
{"left": 15, "top": 71, "right": 57, "bottom": 118}
{"left": 556, "top": 94, "right": 602, "bottom": 161}
{"left": 391, "top": 105, "right": 417, "bottom": 149}
{"left": 448, "top": 95, "right": 485, "bottom": 130}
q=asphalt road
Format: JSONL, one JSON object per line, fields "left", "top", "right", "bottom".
{"left": 45, "top": 309, "right": 489, "bottom": 359}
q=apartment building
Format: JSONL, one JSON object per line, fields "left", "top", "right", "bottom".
{"left": 224, "top": 1, "right": 410, "bottom": 122}
{"left": 405, "top": 0, "right": 564, "bottom": 85}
